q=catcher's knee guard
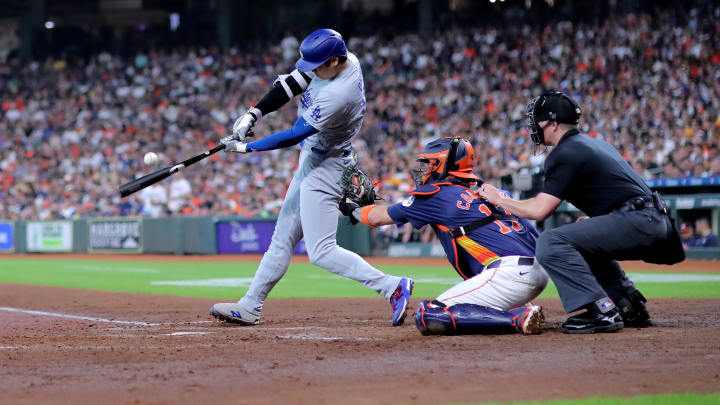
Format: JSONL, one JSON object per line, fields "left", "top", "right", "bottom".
{"left": 414, "top": 300, "right": 529, "bottom": 335}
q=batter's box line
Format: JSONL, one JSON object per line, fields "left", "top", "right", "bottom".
{"left": 274, "top": 334, "right": 378, "bottom": 342}
{"left": 0, "top": 306, "right": 159, "bottom": 326}
{"left": 223, "top": 326, "right": 331, "bottom": 331}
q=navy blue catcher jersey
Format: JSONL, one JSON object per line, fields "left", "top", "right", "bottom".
{"left": 387, "top": 182, "right": 538, "bottom": 279}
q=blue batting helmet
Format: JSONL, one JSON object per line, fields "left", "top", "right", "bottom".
{"left": 295, "top": 29, "right": 347, "bottom": 72}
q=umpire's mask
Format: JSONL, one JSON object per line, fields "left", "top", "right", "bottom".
{"left": 526, "top": 90, "right": 582, "bottom": 146}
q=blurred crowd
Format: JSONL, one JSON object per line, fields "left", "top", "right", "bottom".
{"left": 680, "top": 217, "right": 719, "bottom": 248}
{"left": 1, "top": 5, "right": 719, "bottom": 225}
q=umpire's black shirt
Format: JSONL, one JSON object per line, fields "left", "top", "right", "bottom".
{"left": 542, "top": 129, "right": 652, "bottom": 217}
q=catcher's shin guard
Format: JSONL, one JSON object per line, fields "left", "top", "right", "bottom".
{"left": 414, "top": 300, "right": 524, "bottom": 335}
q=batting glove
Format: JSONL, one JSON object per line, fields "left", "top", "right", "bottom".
{"left": 231, "top": 107, "right": 262, "bottom": 142}
{"left": 224, "top": 141, "right": 249, "bottom": 153}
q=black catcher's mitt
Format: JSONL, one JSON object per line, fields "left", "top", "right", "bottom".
{"left": 339, "top": 165, "right": 380, "bottom": 207}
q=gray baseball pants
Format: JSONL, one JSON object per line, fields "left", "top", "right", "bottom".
{"left": 239, "top": 148, "right": 401, "bottom": 316}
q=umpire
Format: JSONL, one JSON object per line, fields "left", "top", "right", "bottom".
{"left": 479, "top": 90, "right": 685, "bottom": 334}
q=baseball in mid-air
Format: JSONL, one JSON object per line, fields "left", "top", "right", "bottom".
{"left": 144, "top": 152, "right": 159, "bottom": 165}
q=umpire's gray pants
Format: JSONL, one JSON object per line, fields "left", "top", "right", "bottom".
{"left": 536, "top": 207, "right": 671, "bottom": 312}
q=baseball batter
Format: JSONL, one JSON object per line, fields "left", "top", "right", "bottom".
{"left": 339, "top": 137, "right": 548, "bottom": 335}
{"left": 210, "top": 29, "right": 413, "bottom": 326}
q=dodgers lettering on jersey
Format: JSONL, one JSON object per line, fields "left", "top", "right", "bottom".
{"left": 297, "top": 52, "right": 366, "bottom": 152}
{"left": 387, "top": 183, "right": 539, "bottom": 279}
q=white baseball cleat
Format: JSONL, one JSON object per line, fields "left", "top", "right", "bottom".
{"left": 520, "top": 305, "right": 545, "bottom": 335}
{"left": 210, "top": 303, "right": 260, "bottom": 325}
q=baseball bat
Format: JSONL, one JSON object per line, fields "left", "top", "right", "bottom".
{"left": 119, "top": 143, "right": 226, "bottom": 198}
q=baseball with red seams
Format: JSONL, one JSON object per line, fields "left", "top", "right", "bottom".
{"left": 144, "top": 152, "right": 159, "bottom": 165}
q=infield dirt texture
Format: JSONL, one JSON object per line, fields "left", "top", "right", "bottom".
{"left": 1, "top": 256, "right": 719, "bottom": 404}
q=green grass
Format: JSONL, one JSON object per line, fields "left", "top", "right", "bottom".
{"left": 0, "top": 258, "right": 718, "bottom": 300}
{"left": 469, "top": 392, "right": 720, "bottom": 405}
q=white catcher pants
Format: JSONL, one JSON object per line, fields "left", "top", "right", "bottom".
{"left": 437, "top": 256, "right": 549, "bottom": 310}
{"left": 239, "top": 148, "right": 402, "bottom": 316}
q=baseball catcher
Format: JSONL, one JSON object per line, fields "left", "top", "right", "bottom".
{"left": 339, "top": 137, "right": 548, "bottom": 335}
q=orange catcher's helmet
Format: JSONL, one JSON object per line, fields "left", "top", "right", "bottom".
{"left": 413, "top": 137, "right": 481, "bottom": 186}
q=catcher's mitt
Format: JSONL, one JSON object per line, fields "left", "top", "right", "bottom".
{"left": 339, "top": 165, "right": 380, "bottom": 207}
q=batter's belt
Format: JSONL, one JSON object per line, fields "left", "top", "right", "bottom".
{"left": 311, "top": 147, "right": 352, "bottom": 157}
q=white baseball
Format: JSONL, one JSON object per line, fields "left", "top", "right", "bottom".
{"left": 144, "top": 152, "right": 159, "bottom": 165}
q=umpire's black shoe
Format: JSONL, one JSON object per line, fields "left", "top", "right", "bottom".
{"left": 562, "top": 298, "right": 624, "bottom": 334}
{"left": 617, "top": 290, "right": 651, "bottom": 328}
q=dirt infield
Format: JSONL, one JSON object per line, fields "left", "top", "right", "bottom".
{"left": 1, "top": 284, "right": 719, "bottom": 405}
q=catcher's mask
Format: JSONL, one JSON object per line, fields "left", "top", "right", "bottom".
{"left": 526, "top": 90, "right": 582, "bottom": 146}
{"left": 412, "top": 137, "right": 481, "bottom": 187}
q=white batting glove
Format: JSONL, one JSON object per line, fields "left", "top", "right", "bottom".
{"left": 231, "top": 107, "right": 262, "bottom": 142}
{"left": 224, "top": 141, "right": 249, "bottom": 153}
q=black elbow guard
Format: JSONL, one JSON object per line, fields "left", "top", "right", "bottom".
{"left": 255, "top": 70, "right": 312, "bottom": 116}
{"left": 280, "top": 70, "right": 311, "bottom": 97}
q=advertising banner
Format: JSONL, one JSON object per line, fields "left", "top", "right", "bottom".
{"left": 0, "top": 222, "right": 14, "bottom": 252}
{"left": 88, "top": 218, "right": 143, "bottom": 253}
{"left": 26, "top": 221, "right": 73, "bottom": 252}
{"left": 216, "top": 221, "right": 306, "bottom": 254}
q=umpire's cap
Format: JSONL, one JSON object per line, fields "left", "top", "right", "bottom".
{"left": 530, "top": 90, "right": 582, "bottom": 125}
{"left": 295, "top": 29, "right": 348, "bottom": 72}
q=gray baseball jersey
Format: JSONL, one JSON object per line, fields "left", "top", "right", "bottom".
{"left": 298, "top": 52, "right": 366, "bottom": 152}
{"left": 237, "top": 51, "right": 401, "bottom": 318}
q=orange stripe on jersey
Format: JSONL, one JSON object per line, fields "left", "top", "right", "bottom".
{"left": 449, "top": 237, "right": 472, "bottom": 280}
{"left": 434, "top": 224, "right": 471, "bottom": 279}
{"left": 455, "top": 235, "right": 500, "bottom": 265}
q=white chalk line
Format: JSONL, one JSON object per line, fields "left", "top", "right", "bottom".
{"left": 274, "top": 334, "right": 377, "bottom": 342}
{"left": 216, "top": 325, "right": 378, "bottom": 341}
{"left": 104, "top": 321, "right": 213, "bottom": 331}
{"left": 0, "top": 307, "right": 159, "bottom": 326}
{"left": 226, "top": 326, "right": 328, "bottom": 331}
{"left": 1, "top": 309, "right": 372, "bottom": 342}
{"left": 164, "top": 331, "right": 211, "bottom": 336}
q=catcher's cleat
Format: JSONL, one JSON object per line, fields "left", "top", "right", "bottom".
{"left": 390, "top": 278, "right": 414, "bottom": 326}
{"left": 210, "top": 303, "right": 260, "bottom": 325}
{"left": 512, "top": 305, "right": 545, "bottom": 335}
{"left": 562, "top": 298, "right": 624, "bottom": 334}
